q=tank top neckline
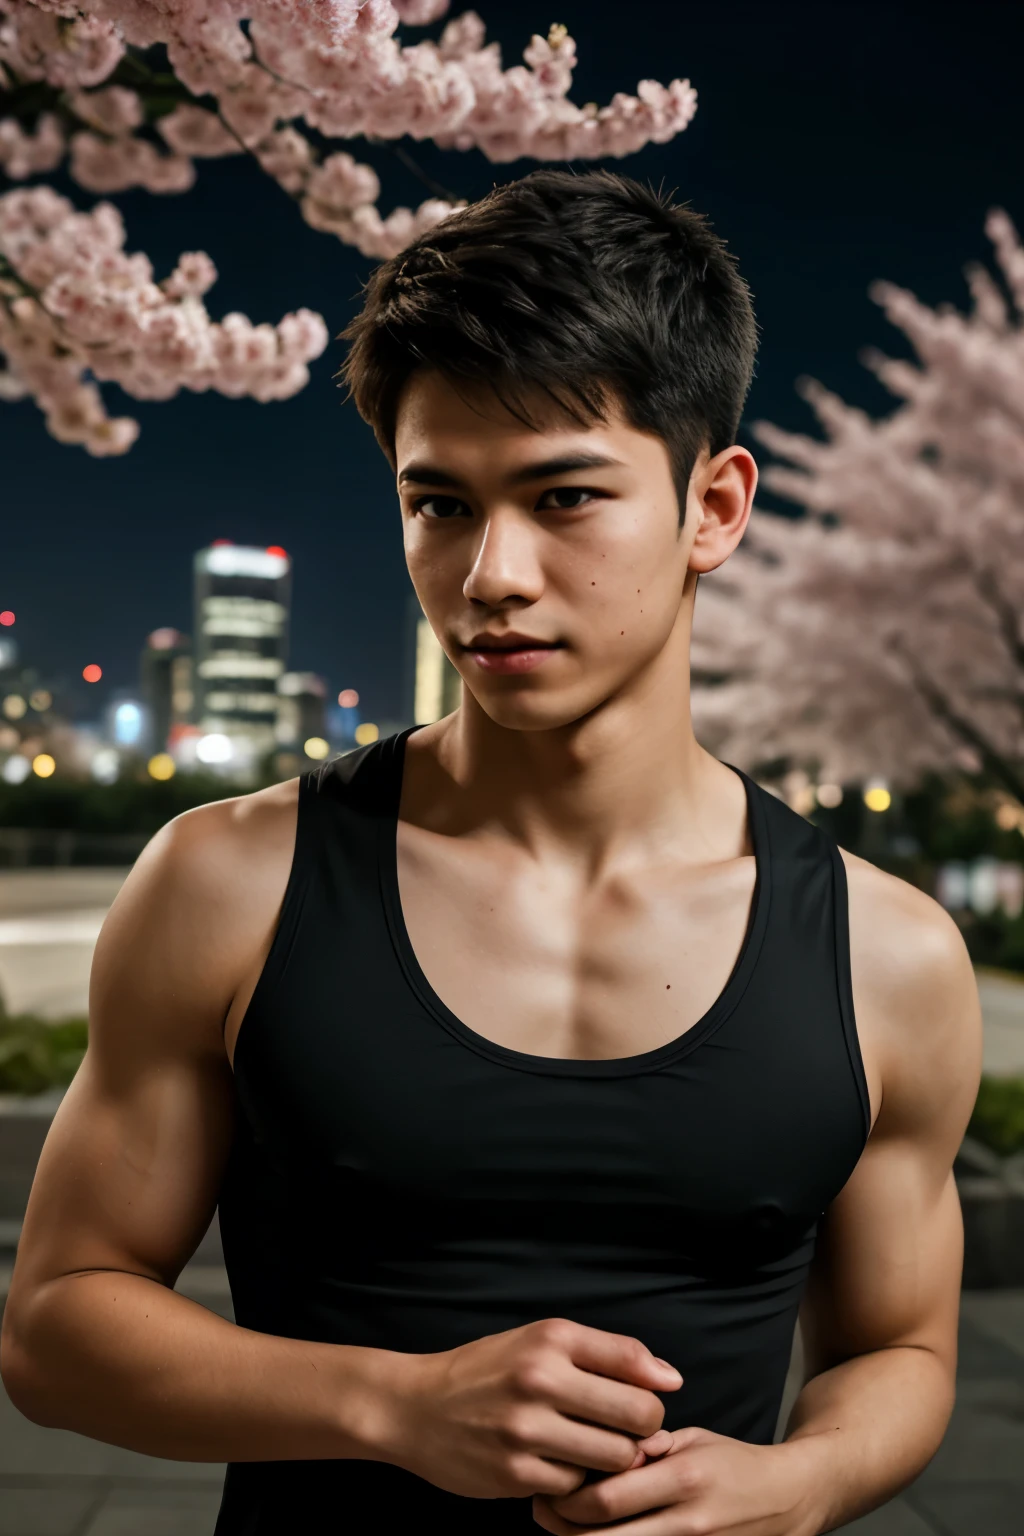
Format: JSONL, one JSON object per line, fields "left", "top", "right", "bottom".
{"left": 376, "top": 725, "right": 774, "bottom": 1080}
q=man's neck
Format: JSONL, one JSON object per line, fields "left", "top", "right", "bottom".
{"left": 405, "top": 638, "right": 749, "bottom": 876}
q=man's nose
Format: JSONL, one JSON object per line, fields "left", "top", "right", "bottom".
{"left": 462, "top": 510, "right": 545, "bottom": 609}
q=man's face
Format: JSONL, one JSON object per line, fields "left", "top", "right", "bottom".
{"left": 394, "top": 369, "right": 702, "bottom": 732}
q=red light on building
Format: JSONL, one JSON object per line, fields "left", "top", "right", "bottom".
{"left": 211, "top": 539, "right": 233, "bottom": 547}
{"left": 266, "top": 545, "right": 287, "bottom": 558}
{"left": 82, "top": 664, "right": 103, "bottom": 683}
{"left": 338, "top": 689, "right": 359, "bottom": 708}
{"left": 0, "top": 611, "right": 14, "bottom": 626}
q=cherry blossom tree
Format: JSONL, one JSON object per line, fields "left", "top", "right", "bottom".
{"left": 0, "top": 0, "right": 697, "bottom": 453}
{"left": 692, "top": 209, "right": 1024, "bottom": 805}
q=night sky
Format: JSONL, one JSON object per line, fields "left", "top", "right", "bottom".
{"left": 3, "top": 0, "right": 1023, "bottom": 726}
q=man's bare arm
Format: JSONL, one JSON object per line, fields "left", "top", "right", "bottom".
{"left": 780, "top": 851, "right": 984, "bottom": 1532}
{"left": 0, "top": 786, "right": 410, "bottom": 1463}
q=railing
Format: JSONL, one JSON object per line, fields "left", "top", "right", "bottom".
{"left": 0, "top": 829, "right": 148, "bottom": 867}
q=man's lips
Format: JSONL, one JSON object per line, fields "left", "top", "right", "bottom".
{"left": 461, "top": 633, "right": 563, "bottom": 652}
{"left": 460, "top": 636, "right": 565, "bottom": 674}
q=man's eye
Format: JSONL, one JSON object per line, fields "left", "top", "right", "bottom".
{"left": 537, "top": 486, "right": 598, "bottom": 510}
{"left": 413, "top": 495, "right": 469, "bottom": 519}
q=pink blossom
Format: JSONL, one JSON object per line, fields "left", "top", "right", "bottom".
{"left": 162, "top": 250, "right": 217, "bottom": 299}
{"left": 254, "top": 125, "right": 314, "bottom": 192}
{"left": 0, "top": 110, "right": 64, "bottom": 178}
{"left": 522, "top": 25, "right": 576, "bottom": 100}
{"left": 0, "top": 182, "right": 329, "bottom": 451}
{"left": 0, "top": 6, "right": 125, "bottom": 87}
{"left": 276, "top": 306, "right": 329, "bottom": 360}
{"left": 157, "top": 104, "right": 244, "bottom": 159}
{"left": 392, "top": 0, "right": 450, "bottom": 24}
{"left": 70, "top": 130, "right": 196, "bottom": 194}
{"left": 438, "top": 10, "right": 486, "bottom": 60}
{"left": 67, "top": 84, "right": 142, "bottom": 133}
{"left": 305, "top": 148, "right": 380, "bottom": 214}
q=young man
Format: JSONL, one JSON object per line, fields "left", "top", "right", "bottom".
{"left": 2, "top": 171, "right": 981, "bottom": 1536}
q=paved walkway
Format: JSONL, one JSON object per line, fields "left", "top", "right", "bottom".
{"left": 0, "top": 1270, "right": 1022, "bottom": 1535}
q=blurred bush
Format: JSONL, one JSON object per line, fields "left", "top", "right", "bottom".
{"left": 0, "top": 1014, "right": 88, "bottom": 1095}
{"left": 968, "top": 1076, "right": 1024, "bottom": 1158}
{"left": 0, "top": 773, "right": 246, "bottom": 835}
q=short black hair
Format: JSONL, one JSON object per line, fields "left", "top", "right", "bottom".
{"left": 339, "top": 168, "right": 758, "bottom": 520}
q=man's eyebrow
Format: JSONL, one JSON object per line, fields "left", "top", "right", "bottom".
{"left": 397, "top": 452, "right": 623, "bottom": 488}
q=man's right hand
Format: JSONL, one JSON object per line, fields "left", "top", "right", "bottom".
{"left": 380, "top": 1317, "right": 683, "bottom": 1501}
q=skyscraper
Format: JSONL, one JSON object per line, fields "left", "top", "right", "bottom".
{"left": 140, "top": 627, "right": 191, "bottom": 753}
{"left": 403, "top": 593, "right": 462, "bottom": 725}
{"left": 193, "top": 543, "right": 291, "bottom": 774}
{"left": 276, "top": 672, "right": 327, "bottom": 753}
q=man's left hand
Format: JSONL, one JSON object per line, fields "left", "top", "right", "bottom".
{"left": 532, "top": 1426, "right": 825, "bottom": 1535}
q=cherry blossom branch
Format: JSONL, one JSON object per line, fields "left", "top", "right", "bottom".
{"left": 692, "top": 209, "right": 1024, "bottom": 795}
{"left": 891, "top": 635, "right": 1024, "bottom": 805}
{"left": 0, "top": 1, "right": 698, "bottom": 450}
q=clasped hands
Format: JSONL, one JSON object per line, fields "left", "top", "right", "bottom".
{"left": 532, "top": 1425, "right": 823, "bottom": 1536}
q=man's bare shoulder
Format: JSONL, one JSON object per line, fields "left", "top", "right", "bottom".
{"left": 91, "top": 778, "right": 302, "bottom": 1050}
{"left": 838, "top": 846, "right": 983, "bottom": 1139}
{"left": 133, "top": 775, "right": 300, "bottom": 900}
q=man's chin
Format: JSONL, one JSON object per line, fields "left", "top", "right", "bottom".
{"left": 463, "top": 684, "right": 606, "bottom": 734}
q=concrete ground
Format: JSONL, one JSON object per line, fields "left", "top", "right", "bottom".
{"left": 0, "top": 1271, "right": 1022, "bottom": 1535}
{"left": 0, "top": 872, "right": 123, "bottom": 1020}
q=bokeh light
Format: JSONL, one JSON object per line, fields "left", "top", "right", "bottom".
{"left": 266, "top": 545, "right": 287, "bottom": 558}
{"left": 863, "top": 779, "right": 892, "bottom": 813}
{"left": 32, "top": 753, "right": 56, "bottom": 778}
{"left": 338, "top": 689, "right": 359, "bottom": 708}
{"left": 91, "top": 748, "right": 119, "bottom": 784}
{"left": 1, "top": 755, "right": 30, "bottom": 784}
{"left": 196, "top": 732, "right": 233, "bottom": 765}
{"left": 113, "top": 701, "right": 143, "bottom": 745}
{"left": 2, "top": 694, "right": 26, "bottom": 720}
{"left": 303, "top": 736, "right": 330, "bottom": 760}
{"left": 815, "top": 782, "right": 843, "bottom": 809}
{"left": 82, "top": 663, "right": 103, "bottom": 683}
{"left": 0, "top": 611, "right": 14, "bottom": 626}
{"left": 148, "top": 627, "right": 181, "bottom": 650}
{"left": 354, "top": 722, "right": 379, "bottom": 746}
{"left": 29, "top": 689, "right": 52, "bottom": 712}
{"left": 147, "top": 753, "right": 176, "bottom": 781}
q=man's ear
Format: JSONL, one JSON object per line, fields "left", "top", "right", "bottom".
{"left": 686, "top": 445, "right": 757, "bottom": 574}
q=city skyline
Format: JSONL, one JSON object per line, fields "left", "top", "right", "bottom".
{"left": 1, "top": 535, "right": 456, "bottom": 786}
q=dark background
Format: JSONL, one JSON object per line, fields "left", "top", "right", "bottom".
{"left": 2, "top": 0, "right": 1023, "bottom": 724}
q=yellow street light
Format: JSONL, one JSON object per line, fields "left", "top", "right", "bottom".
{"left": 863, "top": 779, "right": 891, "bottom": 813}
{"left": 147, "top": 753, "right": 176, "bottom": 781}
{"left": 354, "top": 722, "right": 379, "bottom": 746}
{"left": 32, "top": 753, "right": 56, "bottom": 778}
{"left": 2, "top": 694, "right": 26, "bottom": 720}
{"left": 303, "top": 736, "right": 330, "bottom": 760}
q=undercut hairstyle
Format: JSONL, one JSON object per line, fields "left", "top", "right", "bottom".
{"left": 339, "top": 168, "right": 758, "bottom": 522}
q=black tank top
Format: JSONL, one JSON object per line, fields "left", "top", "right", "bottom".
{"left": 213, "top": 726, "right": 871, "bottom": 1534}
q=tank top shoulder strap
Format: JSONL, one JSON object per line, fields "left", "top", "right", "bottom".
{"left": 237, "top": 732, "right": 409, "bottom": 1057}
{"left": 297, "top": 727, "right": 412, "bottom": 874}
{"left": 737, "top": 773, "right": 872, "bottom": 1144}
